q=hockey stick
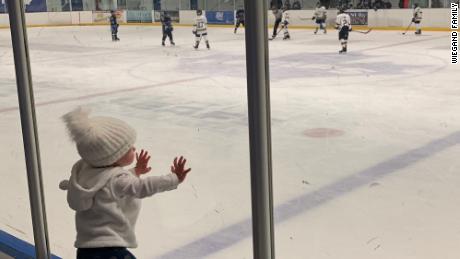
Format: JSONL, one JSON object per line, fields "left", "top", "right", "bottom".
{"left": 269, "top": 25, "right": 284, "bottom": 40}
{"left": 352, "top": 28, "right": 373, "bottom": 34}
{"left": 402, "top": 21, "right": 413, "bottom": 35}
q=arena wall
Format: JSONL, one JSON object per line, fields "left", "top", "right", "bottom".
{"left": 178, "top": 10, "right": 200, "bottom": 25}
{"left": 0, "top": 8, "right": 454, "bottom": 30}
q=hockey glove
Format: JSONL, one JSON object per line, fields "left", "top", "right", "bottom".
{"left": 311, "top": 16, "right": 315, "bottom": 20}
{"left": 411, "top": 18, "right": 415, "bottom": 22}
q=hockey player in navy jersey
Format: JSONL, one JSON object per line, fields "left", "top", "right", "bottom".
{"left": 161, "top": 12, "right": 175, "bottom": 46}
{"left": 271, "top": 7, "right": 283, "bottom": 39}
{"left": 193, "top": 10, "right": 210, "bottom": 49}
{"left": 234, "top": 9, "right": 245, "bottom": 34}
{"left": 109, "top": 10, "right": 120, "bottom": 41}
{"left": 335, "top": 8, "right": 351, "bottom": 53}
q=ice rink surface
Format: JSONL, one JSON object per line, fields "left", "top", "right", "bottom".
{"left": 0, "top": 25, "right": 459, "bottom": 259}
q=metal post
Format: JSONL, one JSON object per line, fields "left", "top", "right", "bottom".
{"left": 243, "top": 0, "right": 275, "bottom": 258}
{"left": 69, "top": 0, "right": 73, "bottom": 12}
{"left": 6, "top": 0, "right": 50, "bottom": 258}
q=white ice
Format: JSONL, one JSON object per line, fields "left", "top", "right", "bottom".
{"left": 0, "top": 25, "right": 459, "bottom": 259}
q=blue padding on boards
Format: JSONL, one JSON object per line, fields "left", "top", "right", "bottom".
{"left": 0, "top": 229, "right": 61, "bottom": 259}
{"left": 205, "top": 11, "right": 234, "bottom": 24}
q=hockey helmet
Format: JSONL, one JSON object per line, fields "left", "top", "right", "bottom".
{"left": 196, "top": 9, "right": 203, "bottom": 15}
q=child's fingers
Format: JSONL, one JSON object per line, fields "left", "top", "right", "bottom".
{"left": 173, "top": 157, "right": 178, "bottom": 168}
{"left": 184, "top": 168, "right": 191, "bottom": 174}
{"left": 178, "top": 156, "right": 186, "bottom": 167}
{"left": 181, "top": 158, "right": 187, "bottom": 166}
{"left": 171, "top": 165, "right": 174, "bottom": 173}
{"left": 141, "top": 150, "right": 147, "bottom": 159}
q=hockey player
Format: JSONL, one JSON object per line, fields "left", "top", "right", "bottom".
{"left": 335, "top": 8, "right": 351, "bottom": 54}
{"left": 281, "top": 7, "right": 291, "bottom": 40}
{"left": 161, "top": 12, "right": 175, "bottom": 46}
{"left": 271, "top": 7, "right": 283, "bottom": 39}
{"left": 193, "top": 10, "right": 210, "bottom": 50}
{"left": 312, "top": 3, "right": 327, "bottom": 34}
{"left": 109, "top": 10, "right": 120, "bottom": 41}
{"left": 412, "top": 3, "right": 423, "bottom": 35}
{"left": 234, "top": 9, "right": 245, "bottom": 34}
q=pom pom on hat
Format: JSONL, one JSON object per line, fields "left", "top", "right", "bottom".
{"left": 62, "top": 107, "right": 136, "bottom": 167}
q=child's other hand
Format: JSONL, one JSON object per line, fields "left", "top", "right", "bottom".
{"left": 170, "top": 156, "right": 191, "bottom": 183}
{"left": 135, "top": 149, "right": 152, "bottom": 176}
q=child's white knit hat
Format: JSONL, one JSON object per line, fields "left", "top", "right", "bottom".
{"left": 62, "top": 107, "right": 136, "bottom": 167}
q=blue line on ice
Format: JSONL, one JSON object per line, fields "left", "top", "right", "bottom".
{"left": 158, "top": 131, "right": 460, "bottom": 258}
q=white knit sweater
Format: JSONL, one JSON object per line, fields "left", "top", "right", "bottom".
{"left": 62, "top": 160, "right": 179, "bottom": 248}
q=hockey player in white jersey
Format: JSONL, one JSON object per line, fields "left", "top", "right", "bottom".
{"left": 281, "top": 7, "right": 291, "bottom": 40}
{"left": 412, "top": 3, "right": 423, "bottom": 35}
{"left": 193, "top": 10, "right": 210, "bottom": 49}
{"left": 312, "top": 3, "right": 327, "bottom": 34}
{"left": 335, "top": 8, "right": 351, "bottom": 54}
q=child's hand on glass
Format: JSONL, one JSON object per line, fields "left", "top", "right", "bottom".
{"left": 171, "top": 156, "right": 191, "bottom": 183}
{"left": 135, "top": 149, "right": 152, "bottom": 176}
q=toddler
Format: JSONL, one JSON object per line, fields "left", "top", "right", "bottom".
{"left": 59, "top": 107, "right": 191, "bottom": 259}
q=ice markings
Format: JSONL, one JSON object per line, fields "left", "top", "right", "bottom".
{"left": 113, "top": 96, "right": 248, "bottom": 132}
{"left": 177, "top": 51, "right": 432, "bottom": 81}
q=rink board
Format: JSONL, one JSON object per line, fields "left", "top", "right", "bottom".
{"left": 0, "top": 229, "right": 61, "bottom": 259}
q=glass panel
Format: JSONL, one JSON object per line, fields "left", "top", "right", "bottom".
{"left": 235, "top": 0, "right": 244, "bottom": 9}
{"left": 197, "top": 0, "right": 206, "bottom": 9}
{"left": 270, "top": 4, "right": 459, "bottom": 259}
{"left": 180, "top": 0, "right": 191, "bottom": 10}
{"left": 0, "top": 24, "right": 47, "bottom": 258}
{"left": 206, "top": 0, "right": 219, "bottom": 10}
{"left": 46, "top": 0, "right": 62, "bottom": 11}
{"left": 117, "top": 0, "right": 127, "bottom": 9}
{"left": 160, "top": 0, "right": 180, "bottom": 10}
{"left": 83, "top": 0, "right": 97, "bottom": 10}
{"left": 219, "top": 0, "right": 234, "bottom": 10}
